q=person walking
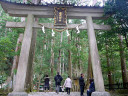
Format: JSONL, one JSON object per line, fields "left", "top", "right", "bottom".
{"left": 79, "top": 73, "right": 85, "bottom": 96}
{"left": 54, "top": 72, "right": 63, "bottom": 94}
{"left": 63, "top": 76, "right": 72, "bottom": 95}
{"left": 44, "top": 74, "right": 50, "bottom": 92}
{"left": 87, "top": 79, "right": 95, "bottom": 96}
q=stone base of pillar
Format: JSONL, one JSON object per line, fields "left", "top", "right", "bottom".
{"left": 91, "top": 92, "right": 111, "bottom": 96}
{"left": 8, "top": 92, "right": 28, "bottom": 96}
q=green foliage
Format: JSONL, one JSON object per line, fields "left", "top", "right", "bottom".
{"left": 0, "top": 5, "right": 21, "bottom": 81}
{"left": 0, "top": 75, "right": 7, "bottom": 84}
{"left": 0, "top": 37, "right": 13, "bottom": 57}
{"left": 94, "top": 0, "right": 128, "bottom": 85}
{"left": 104, "top": 0, "right": 128, "bottom": 47}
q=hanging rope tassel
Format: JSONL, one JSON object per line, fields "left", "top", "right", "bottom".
{"left": 66, "top": 29, "right": 70, "bottom": 36}
{"left": 76, "top": 26, "right": 80, "bottom": 34}
{"left": 52, "top": 29, "right": 55, "bottom": 36}
{"left": 42, "top": 26, "right": 45, "bottom": 33}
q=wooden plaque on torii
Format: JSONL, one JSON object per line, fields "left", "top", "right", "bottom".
{"left": 54, "top": 7, "right": 67, "bottom": 26}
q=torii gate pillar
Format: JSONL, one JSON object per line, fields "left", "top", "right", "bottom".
{"left": 86, "top": 16, "right": 110, "bottom": 96}
{"left": 8, "top": 14, "right": 34, "bottom": 96}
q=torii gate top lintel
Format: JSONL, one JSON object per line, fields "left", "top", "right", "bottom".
{"left": 0, "top": 0, "right": 105, "bottom": 19}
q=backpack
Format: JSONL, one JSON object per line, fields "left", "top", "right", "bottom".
{"left": 56, "top": 76, "right": 61, "bottom": 83}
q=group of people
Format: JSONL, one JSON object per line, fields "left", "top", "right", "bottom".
{"left": 79, "top": 74, "right": 95, "bottom": 96}
{"left": 44, "top": 72, "right": 95, "bottom": 96}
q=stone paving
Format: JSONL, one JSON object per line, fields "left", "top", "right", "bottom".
{"left": 28, "top": 92, "right": 87, "bottom": 96}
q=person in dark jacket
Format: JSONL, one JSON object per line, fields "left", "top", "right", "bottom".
{"left": 87, "top": 78, "right": 95, "bottom": 96}
{"left": 54, "top": 72, "right": 63, "bottom": 94}
{"left": 44, "top": 74, "right": 50, "bottom": 92}
{"left": 79, "top": 74, "right": 85, "bottom": 96}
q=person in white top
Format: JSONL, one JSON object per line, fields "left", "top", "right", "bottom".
{"left": 63, "top": 76, "right": 72, "bottom": 95}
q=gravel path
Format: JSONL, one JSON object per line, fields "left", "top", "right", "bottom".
{"left": 28, "top": 92, "right": 128, "bottom": 96}
{"left": 28, "top": 92, "right": 87, "bottom": 96}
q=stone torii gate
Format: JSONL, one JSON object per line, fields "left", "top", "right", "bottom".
{"left": 0, "top": 0, "right": 111, "bottom": 96}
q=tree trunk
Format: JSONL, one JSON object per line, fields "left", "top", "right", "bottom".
{"left": 62, "top": 50, "right": 65, "bottom": 74}
{"left": 118, "top": 34, "right": 128, "bottom": 87}
{"left": 57, "top": 32, "right": 63, "bottom": 74}
{"left": 51, "top": 39, "right": 54, "bottom": 75}
{"left": 68, "top": 35, "right": 72, "bottom": 78}
{"left": 58, "top": 50, "right": 61, "bottom": 73}
{"left": 105, "top": 43, "right": 113, "bottom": 90}
{"left": 121, "top": 25, "right": 128, "bottom": 48}
{"left": 51, "top": 37, "right": 55, "bottom": 90}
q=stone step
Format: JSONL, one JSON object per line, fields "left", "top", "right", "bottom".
{"left": 28, "top": 92, "right": 87, "bottom": 96}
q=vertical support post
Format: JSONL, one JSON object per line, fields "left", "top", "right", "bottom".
{"left": 86, "top": 50, "right": 93, "bottom": 88}
{"left": 25, "top": 28, "right": 37, "bottom": 92}
{"left": 11, "top": 33, "right": 23, "bottom": 89}
{"left": 88, "top": 50, "right": 93, "bottom": 79}
{"left": 13, "top": 14, "right": 34, "bottom": 92}
{"left": 86, "top": 16, "right": 105, "bottom": 92}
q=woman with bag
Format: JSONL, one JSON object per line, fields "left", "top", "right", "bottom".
{"left": 63, "top": 76, "right": 72, "bottom": 95}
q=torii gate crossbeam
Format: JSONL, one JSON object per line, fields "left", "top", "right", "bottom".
{"left": 6, "top": 22, "right": 111, "bottom": 30}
